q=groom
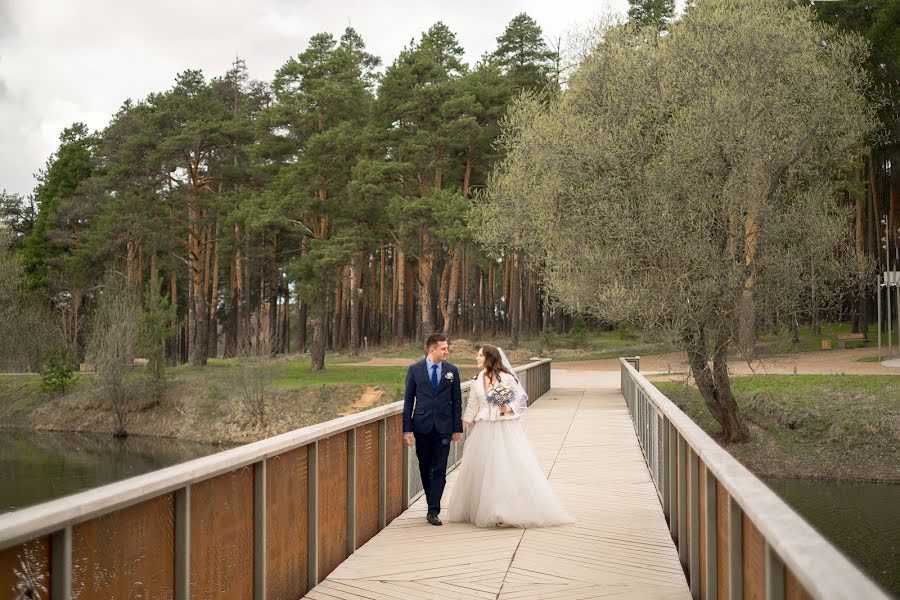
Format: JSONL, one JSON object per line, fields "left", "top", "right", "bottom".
{"left": 403, "top": 333, "right": 463, "bottom": 526}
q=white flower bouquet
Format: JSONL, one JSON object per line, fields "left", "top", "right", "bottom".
{"left": 486, "top": 382, "right": 516, "bottom": 415}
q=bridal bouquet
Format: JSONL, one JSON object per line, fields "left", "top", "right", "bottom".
{"left": 486, "top": 382, "right": 516, "bottom": 414}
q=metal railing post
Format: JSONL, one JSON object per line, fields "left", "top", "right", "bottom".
{"left": 690, "top": 450, "right": 701, "bottom": 599}
{"left": 669, "top": 421, "right": 678, "bottom": 539}
{"left": 728, "top": 497, "right": 743, "bottom": 600}
{"left": 347, "top": 429, "right": 357, "bottom": 555}
{"left": 51, "top": 526, "right": 72, "bottom": 600}
{"left": 378, "top": 418, "right": 387, "bottom": 529}
{"left": 662, "top": 417, "right": 671, "bottom": 522}
{"left": 307, "top": 441, "right": 319, "bottom": 588}
{"left": 175, "top": 486, "right": 190, "bottom": 600}
{"left": 766, "top": 542, "right": 785, "bottom": 600}
{"left": 254, "top": 460, "right": 267, "bottom": 600}
{"left": 401, "top": 438, "right": 410, "bottom": 511}
{"left": 705, "top": 468, "right": 718, "bottom": 600}
{"left": 678, "top": 435, "right": 688, "bottom": 567}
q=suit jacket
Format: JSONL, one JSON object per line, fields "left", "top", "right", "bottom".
{"left": 403, "top": 359, "right": 463, "bottom": 435}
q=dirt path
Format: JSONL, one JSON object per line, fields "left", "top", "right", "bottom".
{"left": 355, "top": 347, "right": 900, "bottom": 375}
{"left": 338, "top": 386, "right": 384, "bottom": 416}
{"left": 552, "top": 346, "right": 900, "bottom": 375}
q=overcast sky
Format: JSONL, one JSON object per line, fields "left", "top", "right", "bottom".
{"left": 0, "top": 0, "right": 637, "bottom": 199}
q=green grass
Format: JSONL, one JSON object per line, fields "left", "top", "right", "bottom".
{"left": 371, "top": 330, "right": 672, "bottom": 363}
{"left": 273, "top": 364, "right": 409, "bottom": 389}
{"left": 654, "top": 375, "right": 900, "bottom": 481}
{"left": 755, "top": 322, "right": 868, "bottom": 355}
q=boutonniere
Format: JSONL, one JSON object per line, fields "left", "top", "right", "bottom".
{"left": 444, "top": 372, "right": 454, "bottom": 381}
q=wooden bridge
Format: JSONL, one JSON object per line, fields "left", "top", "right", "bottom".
{"left": 0, "top": 359, "right": 887, "bottom": 599}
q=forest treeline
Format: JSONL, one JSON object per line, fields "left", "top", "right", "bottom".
{"left": 0, "top": 1, "right": 897, "bottom": 377}
{"left": 1, "top": 14, "right": 564, "bottom": 371}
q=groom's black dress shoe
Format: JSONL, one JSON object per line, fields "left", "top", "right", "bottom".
{"left": 426, "top": 513, "right": 442, "bottom": 526}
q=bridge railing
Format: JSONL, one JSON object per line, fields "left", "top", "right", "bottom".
{"left": 0, "top": 358, "right": 552, "bottom": 600}
{"left": 620, "top": 358, "right": 888, "bottom": 600}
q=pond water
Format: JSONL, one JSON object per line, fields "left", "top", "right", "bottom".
{"left": 0, "top": 429, "right": 232, "bottom": 514}
{"left": 767, "top": 477, "right": 900, "bottom": 596}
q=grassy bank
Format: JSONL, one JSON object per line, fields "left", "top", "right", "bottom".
{"left": 0, "top": 356, "right": 412, "bottom": 444}
{"left": 0, "top": 353, "right": 490, "bottom": 444}
{"left": 654, "top": 375, "right": 900, "bottom": 482}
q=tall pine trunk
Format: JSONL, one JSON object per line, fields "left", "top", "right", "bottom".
{"left": 208, "top": 220, "right": 220, "bottom": 358}
{"left": 441, "top": 241, "right": 462, "bottom": 336}
{"left": 310, "top": 300, "right": 327, "bottom": 371}
{"left": 418, "top": 238, "right": 436, "bottom": 338}
{"left": 395, "top": 245, "right": 406, "bottom": 342}
{"left": 350, "top": 255, "right": 361, "bottom": 355}
{"left": 187, "top": 204, "right": 209, "bottom": 367}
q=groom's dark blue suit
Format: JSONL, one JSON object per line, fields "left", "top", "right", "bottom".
{"left": 403, "top": 359, "right": 463, "bottom": 516}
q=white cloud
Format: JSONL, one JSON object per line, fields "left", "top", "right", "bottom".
{"left": 0, "top": 0, "right": 632, "bottom": 198}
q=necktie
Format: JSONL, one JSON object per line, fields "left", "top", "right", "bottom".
{"left": 431, "top": 364, "right": 439, "bottom": 393}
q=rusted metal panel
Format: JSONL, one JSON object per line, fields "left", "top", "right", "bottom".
{"left": 72, "top": 494, "right": 175, "bottom": 599}
{"left": 717, "top": 481, "right": 729, "bottom": 600}
{"left": 355, "top": 422, "right": 380, "bottom": 549}
{"left": 743, "top": 514, "right": 765, "bottom": 600}
{"left": 317, "top": 433, "right": 348, "bottom": 583}
{"left": 266, "top": 445, "right": 309, "bottom": 600}
{"left": 385, "top": 414, "right": 404, "bottom": 523}
{"left": 0, "top": 536, "right": 50, "bottom": 599}
{"left": 190, "top": 467, "right": 254, "bottom": 600}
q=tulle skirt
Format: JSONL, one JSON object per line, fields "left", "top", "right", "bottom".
{"left": 448, "top": 419, "right": 574, "bottom": 528}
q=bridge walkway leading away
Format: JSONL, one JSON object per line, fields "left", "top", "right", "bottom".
{"left": 305, "top": 371, "right": 691, "bottom": 599}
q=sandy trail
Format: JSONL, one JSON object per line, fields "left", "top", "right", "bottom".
{"left": 351, "top": 346, "right": 900, "bottom": 375}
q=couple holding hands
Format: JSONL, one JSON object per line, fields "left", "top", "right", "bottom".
{"left": 402, "top": 333, "right": 573, "bottom": 528}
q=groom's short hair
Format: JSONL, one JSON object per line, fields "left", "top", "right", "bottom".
{"left": 425, "top": 333, "right": 448, "bottom": 350}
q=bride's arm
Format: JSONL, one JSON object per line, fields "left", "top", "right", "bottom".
{"left": 462, "top": 372, "right": 482, "bottom": 425}
{"left": 501, "top": 372, "right": 525, "bottom": 416}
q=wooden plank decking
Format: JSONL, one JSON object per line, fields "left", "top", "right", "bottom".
{"left": 305, "top": 371, "right": 691, "bottom": 599}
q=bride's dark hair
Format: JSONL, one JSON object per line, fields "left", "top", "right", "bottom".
{"left": 479, "top": 344, "right": 517, "bottom": 383}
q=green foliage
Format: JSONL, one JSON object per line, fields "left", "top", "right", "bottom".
{"left": 20, "top": 124, "right": 95, "bottom": 290}
{"left": 493, "top": 13, "right": 559, "bottom": 92}
{"left": 616, "top": 322, "right": 638, "bottom": 340}
{"left": 807, "top": 0, "right": 900, "bottom": 150}
{"left": 628, "top": 0, "right": 675, "bottom": 30}
{"left": 141, "top": 289, "right": 176, "bottom": 395}
{"left": 39, "top": 346, "right": 78, "bottom": 395}
{"left": 569, "top": 314, "right": 588, "bottom": 348}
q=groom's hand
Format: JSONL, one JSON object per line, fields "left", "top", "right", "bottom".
{"left": 403, "top": 433, "right": 414, "bottom": 447}
{"left": 451, "top": 432, "right": 461, "bottom": 442}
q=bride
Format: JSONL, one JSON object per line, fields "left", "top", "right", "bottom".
{"left": 448, "top": 344, "right": 573, "bottom": 528}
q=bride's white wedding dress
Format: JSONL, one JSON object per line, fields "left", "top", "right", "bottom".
{"left": 448, "top": 370, "right": 574, "bottom": 528}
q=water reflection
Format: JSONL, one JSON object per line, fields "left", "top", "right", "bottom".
{"left": 0, "top": 429, "right": 233, "bottom": 513}
{"left": 767, "top": 477, "right": 900, "bottom": 596}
